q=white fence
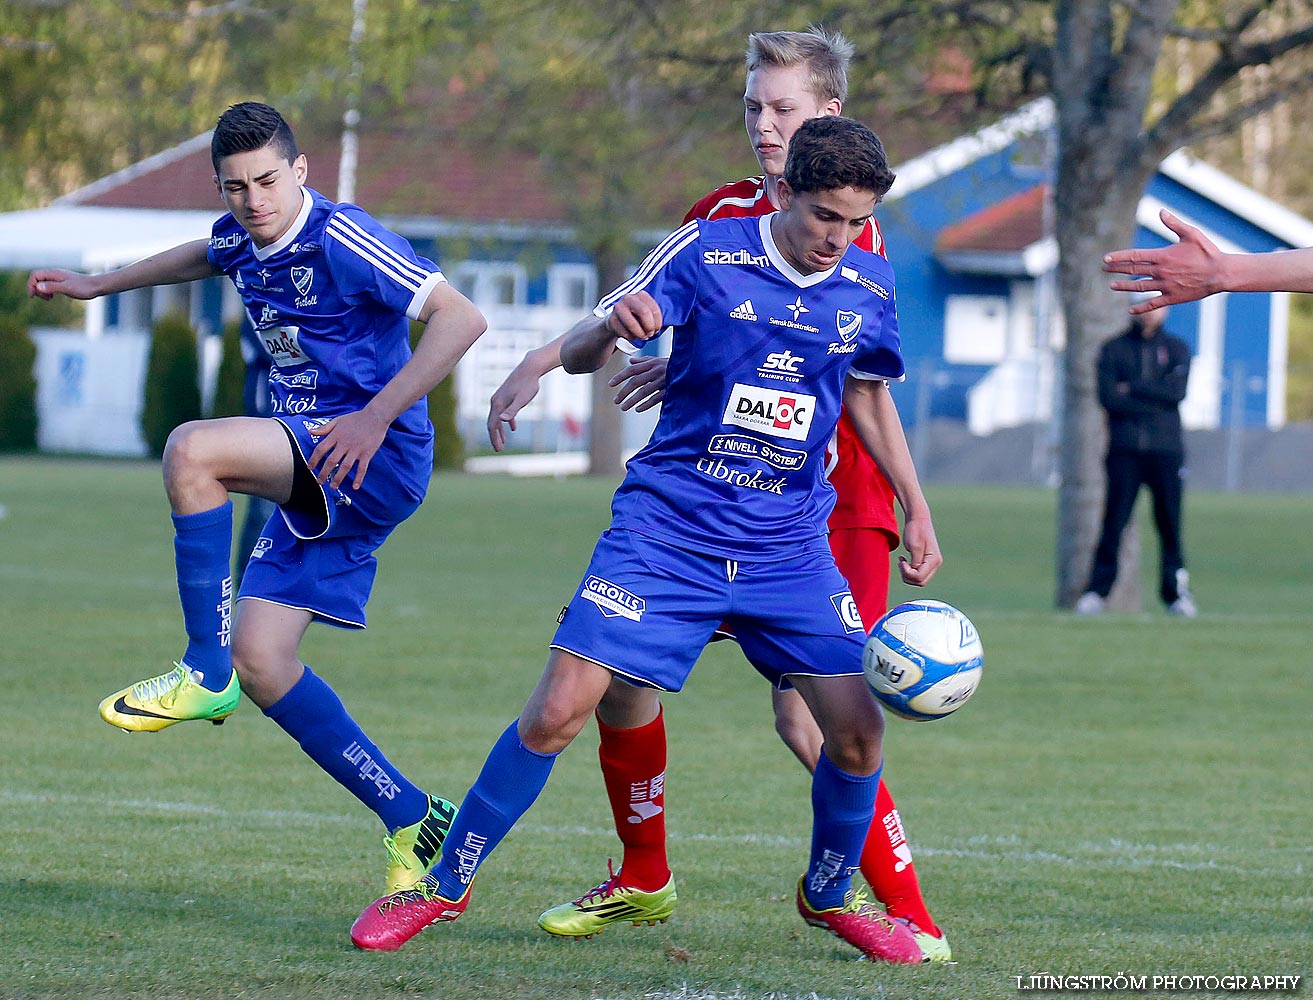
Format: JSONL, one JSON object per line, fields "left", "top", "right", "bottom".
{"left": 25, "top": 315, "right": 1302, "bottom": 494}
{"left": 453, "top": 306, "right": 593, "bottom": 453}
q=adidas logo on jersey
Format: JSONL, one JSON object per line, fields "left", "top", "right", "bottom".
{"left": 729, "top": 300, "right": 757, "bottom": 321}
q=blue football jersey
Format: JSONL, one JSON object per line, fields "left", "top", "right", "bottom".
{"left": 207, "top": 187, "right": 445, "bottom": 492}
{"left": 601, "top": 214, "right": 904, "bottom": 561}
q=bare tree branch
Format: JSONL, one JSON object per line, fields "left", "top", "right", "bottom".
{"left": 1145, "top": 20, "right": 1313, "bottom": 164}
{"left": 127, "top": 0, "right": 271, "bottom": 21}
{"left": 0, "top": 35, "right": 56, "bottom": 51}
{"left": 1174, "top": 74, "right": 1313, "bottom": 151}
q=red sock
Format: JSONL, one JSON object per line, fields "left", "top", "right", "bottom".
{"left": 597, "top": 708, "right": 670, "bottom": 891}
{"left": 859, "top": 778, "right": 940, "bottom": 935}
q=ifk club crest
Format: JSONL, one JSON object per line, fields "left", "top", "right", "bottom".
{"left": 836, "top": 310, "right": 862, "bottom": 343}
{"left": 291, "top": 267, "right": 314, "bottom": 297}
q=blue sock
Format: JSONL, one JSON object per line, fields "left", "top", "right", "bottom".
{"left": 172, "top": 501, "right": 235, "bottom": 691}
{"left": 430, "top": 720, "right": 557, "bottom": 899}
{"left": 263, "top": 666, "right": 428, "bottom": 831}
{"left": 803, "top": 751, "right": 882, "bottom": 910}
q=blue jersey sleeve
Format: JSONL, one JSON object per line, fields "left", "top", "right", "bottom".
{"left": 207, "top": 217, "right": 250, "bottom": 274}
{"left": 323, "top": 206, "right": 446, "bottom": 321}
{"left": 594, "top": 221, "right": 703, "bottom": 341}
{"left": 850, "top": 288, "right": 906, "bottom": 382}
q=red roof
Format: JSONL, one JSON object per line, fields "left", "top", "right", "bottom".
{"left": 61, "top": 95, "right": 1003, "bottom": 232}
{"left": 64, "top": 121, "right": 574, "bottom": 226}
{"left": 935, "top": 183, "right": 1049, "bottom": 252}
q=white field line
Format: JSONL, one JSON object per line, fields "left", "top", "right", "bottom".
{"left": 1, "top": 789, "right": 1307, "bottom": 878}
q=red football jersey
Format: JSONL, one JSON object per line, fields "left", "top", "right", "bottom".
{"left": 684, "top": 177, "right": 899, "bottom": 539}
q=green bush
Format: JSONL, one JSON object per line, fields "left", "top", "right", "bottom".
{"left": 430, "top": 372, "right": 465, "bottom": 470}
{"left": 0, "top": 314, "right": 38, "bottom": 451}
{"left": 411, "top": 320, "right": 465, "bottom": 471}
{"left": 141, "top": 313, "right": 201, "bottom": 457}
{"left": 209, "top": 319, "right": 247, "bottom": 418}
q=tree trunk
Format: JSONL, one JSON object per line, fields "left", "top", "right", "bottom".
{"left": 1052, "top": 187, "right": 1141, "bottom": 608}
{"left": 1050, "top": 0, "right": 1178, "bottom": 608}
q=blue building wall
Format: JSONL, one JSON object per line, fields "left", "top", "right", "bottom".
{"left": 878, "top": 144, "right": 1049, "bottom": 422}
{"left": 875, "top": 131, "right": 1292, "bottom": 429}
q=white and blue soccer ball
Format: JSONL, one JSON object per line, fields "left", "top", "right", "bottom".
{"left": 862, "top": 600, "right": 983, "bottom": 721}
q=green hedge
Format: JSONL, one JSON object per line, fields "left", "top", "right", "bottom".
{"left": 411, "top": 321, "right": 464, "bottom": 471}
{"left": 141, "top": 313, "right": 201, "bottom": 457}
{"left": 0, "top": 315, "right": 37, "bottom": 451}
{"left": 429, "top": 372, "right": 464, "bottom": 470}
{"left": 210, "top": 318, "right": 247, "bottom": 419}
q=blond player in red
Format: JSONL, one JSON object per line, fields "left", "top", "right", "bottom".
{"left": 486, "top": 28, "right": 949, "bottom": 962}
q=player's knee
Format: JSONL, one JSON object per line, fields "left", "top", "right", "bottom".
{"left": 596, "top": 680, "right": 660, "bottom": 728}
{"left": 162, "top": 421, "right": 211, "bottom": 487}
{"left": 229, "top": 639, "right": 266, "bottom": 690}
{"left": 824, "top": 739, "right": 883, "bottom": 776}
{"left": 821, "top": 719, "right": 885, "bottom": 775}
{"left": 229, "top": 636, "right": 298, "bottom": 707}
{"left": 517, "top": 698, "right": 587, "bottom": 755}
{"left": 776, "top": 716, "right": 823, "bottom": 769}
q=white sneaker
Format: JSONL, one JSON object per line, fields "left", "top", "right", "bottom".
{"left": 1167, "top": 594, "right": 1198, "bottom": 618}
{"left": 1073, "top": 592, "right": 1105, "bottom": 616}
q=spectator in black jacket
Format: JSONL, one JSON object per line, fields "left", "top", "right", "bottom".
{"left": 1075, "top": 308, "right": 1197, "bottom": 617}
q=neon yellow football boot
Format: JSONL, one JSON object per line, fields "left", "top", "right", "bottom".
{"left": 537, "top": 861, "right": 677, "bottom": 938}
{"left": 99, "top": 663, "right": 240, "bottom": 732}
{"left": 903, "top": 920, "right": 953, "bottom": 962}
{"left": 383, "top": 795, "right": 459, "bottom": 893}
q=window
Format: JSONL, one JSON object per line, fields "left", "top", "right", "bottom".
{"left": 450, "top": 261, "right": 526, "bottom": 307}
{"left": 943, "top": 294, "right": 1009, "bottom": 364}
{"left": 547, "top": 263, "right": 597, "bottom": 311}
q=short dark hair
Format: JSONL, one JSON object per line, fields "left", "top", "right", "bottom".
{"left": 211, "top": 102, "right": 298, "bottom": 170}
{"left": 782, "top": 116, "right": 895, "bottom": 201}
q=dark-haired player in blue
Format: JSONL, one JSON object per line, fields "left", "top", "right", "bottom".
{"left": 351, "top": 115, "right": 939, "bottom": 964}
{"left": 28, "top": 101, "right": 484, "bottom": 895}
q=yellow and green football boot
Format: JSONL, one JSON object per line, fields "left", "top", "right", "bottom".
{"left": 537, "top": 861, "right": 677, "bottom": 938}
{"left": 383, "top": 795, "right": 459, "bottom": 893}
{"left": 899, "top": 918, "right": 953, "bottom": 962}
{"left": 99, "top": 663, "right": 240, "bottom": 733}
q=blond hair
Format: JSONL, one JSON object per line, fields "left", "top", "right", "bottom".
{"left": 745, "top": 25, "right": 854, "bottom": 104}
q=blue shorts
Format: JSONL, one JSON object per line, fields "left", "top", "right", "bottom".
{"left": 236, "top": 417, "right": 426, "bottom": 629}
{"left": 550, "top": 529, "right": 866, "bottom": 692}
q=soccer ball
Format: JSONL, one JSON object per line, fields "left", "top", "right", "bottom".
{"left": 863, "top": 600, "right": 983, "bottom": 721}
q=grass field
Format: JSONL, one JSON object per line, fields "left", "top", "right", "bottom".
{"left": 0, "top": 457, "right": 1308, "bottom": 1000}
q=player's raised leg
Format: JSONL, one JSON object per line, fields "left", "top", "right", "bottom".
{"left": 538, "top": 683, "right": 677, "bottom": 938}
{"left": 352, "top": 650, "right": 614, "bottom": 951}
{"left": 98, "top": 416, "right": 290, "bottom": 732}
{"left": 790, "top": 673, "right": 922, "bottom": 965}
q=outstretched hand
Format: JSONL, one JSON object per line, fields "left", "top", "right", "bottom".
{"left": 1103, "top": 210, "right": 1223, "bottom": 313}
{"left": 609, "top": 355, "right": 668, "bottom": 412}
{"left": 487, "top": 366, "right": 544, "bottom": 452}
